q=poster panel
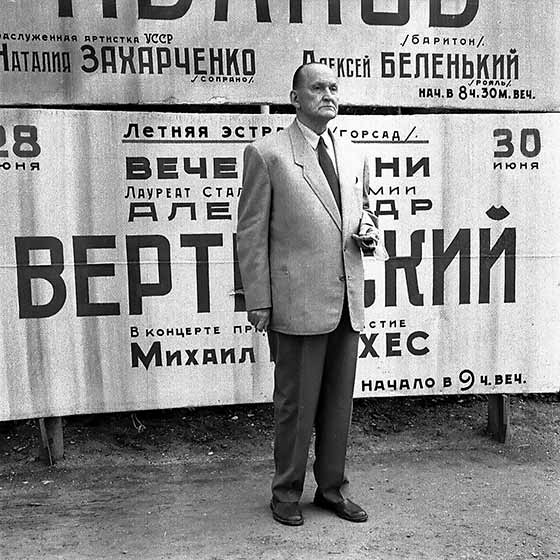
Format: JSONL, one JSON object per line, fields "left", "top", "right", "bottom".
{"left": 0, "top": 110, "right": 558, "bottom": 421}
{"left": 0, "top": 0, "right": 558, "bottom": 109}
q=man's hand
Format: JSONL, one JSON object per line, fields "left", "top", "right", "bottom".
{"left": 352, "top": 232, "right": 379, "bottom": 249}
{"left": 248, "top": 308, "right": 271, "bottom": 332}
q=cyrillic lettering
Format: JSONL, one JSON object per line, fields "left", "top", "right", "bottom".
{"left": 138, "top": 46, "right": 154, "bottom": 73}
{"left": 180, "top": 234, "right": 224, "bottom": 312}
{"left": 239, "top": 347, "right": 256, "bottom": 363}
{"left": 131, "top": 341, "right": 162, "bottom": 369}
{"left": 207, "top": 202, "right": 232, "bottom": 220}
{"left": 128, "top": 202, "right": 158, "bottom": 222}
{"left": 429, "top": 0, "right": 479, "bottom": 27}
{"left": 384, "top": 230, "right": 424, "bottom": 306}
{"left": 73, "top": 235, "right": 119, "bottom": 316}
{"left": 386, "top": 332, "right": 401, "bottom": 356}
{"left": 123, "top": 124, "right": 140, "bottom": 139}
{"left": 81, "top": 44, "right": 99, "bottom": 73}
{"left": 376, "top": 157, "right": 399, "bottom": 177}
{"left": 362, "top": 0, "right": 409, "bottom": 26}
{"left": 166, "top": 350, "right": 182, "bottom": 366}
{"left": 126, "top": 235, "right": 172, "bottom": 314}
{"left": 184, "top": 158, "right": 208, "bottom": 178}
{"left": 138, "top": 0, "right": 193, "bottom": 20}
{"left": 220, "top": 348, "right": 235, "bottom": 363}
{"left": 168, "top": 202, "right": 196, "bottom": 221}
{"left": 375, "top": 200, "right": 399, "bottom": 220}
{"left": 359, "top": 333, "right": 379, "bottom": 358}
{"left": 479, "top": 228, "right": 516, "bottom": 303}
{"left": 411, "top": 199, "right": 432, "bottom": 215}
{"left": 213, "top": 157, "right": 237, "bottom": 179}
{"left": 100, "top": 46, "right": 117, "bottom": 73}
{"left": 15, "top": 236, "right": 66, "bottom": 318}
{"left": 202, "top": 348, "right": 218, "bottom": 365}
{"left": 126, "top": 156, "right": 151, "bottom": 179}
{"left": 432, "top": 229, "right": 471, "bottom": 305}
{"left": 407, "top": 157, "right": 429, "bottom": 177}
{"left": 407, "top": 331, "right": 429, "bottom": 356}
{"left": 380, "top": 51, "right": 395, "bottom": 77}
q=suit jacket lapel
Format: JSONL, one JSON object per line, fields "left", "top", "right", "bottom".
{"left": 288, "top": 121, "right": 342, "bottom": 232}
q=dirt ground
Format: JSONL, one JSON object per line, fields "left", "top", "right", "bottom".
{"left": 1, "top": 395, "right": 559, "bottom": 560}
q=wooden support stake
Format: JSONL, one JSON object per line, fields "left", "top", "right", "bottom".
{"left": 38, "top": 417, "right": 64, "bottom": 464}
{"left": 487, "top": 394, "right": 510, "bottom": 443}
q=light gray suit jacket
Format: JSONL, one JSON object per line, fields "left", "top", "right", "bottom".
{"left": 236, "top": 119, "right": 375, "bottom": 335}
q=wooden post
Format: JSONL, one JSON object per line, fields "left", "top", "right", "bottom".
{"left": 38, "top": 417, "right": 64, "bottom": 464}
{"left": 487, "top": 395, "right": 510, "bottom": 443}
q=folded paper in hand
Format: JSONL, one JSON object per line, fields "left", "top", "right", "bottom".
{"left": 359, "top": 211, "right": 389, "bottom": 261}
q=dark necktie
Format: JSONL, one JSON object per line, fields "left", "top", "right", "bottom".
{"left": 317, "top": 136, "right": 341, "bottom": 210}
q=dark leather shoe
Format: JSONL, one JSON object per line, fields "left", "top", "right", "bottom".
{"left": 270, "top": 497, "right": 303, "bottom": 526}
{"left": 313, "top": 490, "right": 368, "bottom": 522}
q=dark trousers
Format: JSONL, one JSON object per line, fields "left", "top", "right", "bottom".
{"left": 268, "top": 304, "right": 359, "bottom": 503}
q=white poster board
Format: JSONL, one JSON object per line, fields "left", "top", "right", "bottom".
{"left": 0, "top": 0, "right": 558, "bottom": 109}
{"left": 0, "top": 109, "right": 558, "bottom": 420}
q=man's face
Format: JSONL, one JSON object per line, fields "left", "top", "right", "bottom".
{"left": 291, "top": 64, "right": 339, "bottom": 131}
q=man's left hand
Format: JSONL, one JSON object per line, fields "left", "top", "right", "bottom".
{"left": 352, "top": 232, "right": 378, "bottom": 250}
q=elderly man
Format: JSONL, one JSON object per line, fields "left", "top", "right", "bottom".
{"left": 236, "top": 63, "right": 382, "bottom": 526}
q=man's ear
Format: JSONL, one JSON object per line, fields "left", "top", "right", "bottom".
{"left": 290, "top": 90, "right": 299, "bottom": 109}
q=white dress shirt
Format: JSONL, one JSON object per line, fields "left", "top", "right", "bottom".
{"left": 296, "top": 119, "right": 338, "bottom": 174}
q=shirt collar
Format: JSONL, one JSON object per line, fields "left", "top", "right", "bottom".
{"left": 296, "top": 118, "right": 331, "bottom": 150}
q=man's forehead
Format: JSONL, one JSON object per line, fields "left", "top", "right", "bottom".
{"left": 301, "top": 64, "right": 338, "bottom": 85}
